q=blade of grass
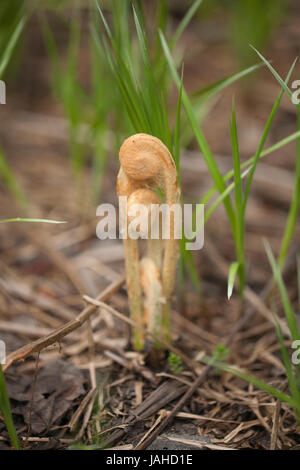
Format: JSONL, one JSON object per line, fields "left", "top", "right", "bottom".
{"left": 243, "top": 58, "right": 298, "bottom": 213}
{"left": 272, "top": 311, "right": 300, "bottom": 416}
{"left": 297, "top": 255, "right": 300, "bottom": 314}
{"left": 179, "top": 237, "right": 201, "bottom": 292}
{"left": 202, "top": 166, "right": 252, "bottom": 225}
{"left": 229, "top": 100, "right": 245, "bottom": 294}
{"left": 193, "top": 120, "right": 300, "bottom": 234}
{"left": 200, "top": 355, "right": 295, "bottom": 406}
{"left": 264, "top": 240, "right": 300, "bottom": 342}
{"left": 0, "top": 146, "right": 27, "bottom": 210}
{"left": 198, "top": 60, "right": 297, "bottom": 242}
{"left": 0, "top": 14, "right": 26, "bottom": 78}
{"left": 112, "top": 0, "right": 131, "bottom": 55}
{"left": 0, "top": 218, "right": 65, "bottom": 224}
{"left": 200, "top": 128, "right": 300, "bottom": 211}
{"left": 192, "top": 62, "right": 264, "bottom": 105}
{"left": 155, "top": 0, "right": 203, "bottom": 103}
{"left": 181, "top": 63, "right": 264, "bottom": 149}
{"left": 94, "top": 1, "right": 173, "bottom": 151}
{"left": 278, "top": 103, "right": 300, "bottom": 268}
{"left": 132, "top": 6, "right": 172, "bottom": 149}
{"left": 171, "top": 0, "right": 202, "bottom": 49}
{"left": 227, "top": 261, "right": 239, "bottom": 300}
{"left": 173, "top": 66, "right": 184, "bottom": 181}
{"left": 0, "top": 364, "right": 19, "bottom": 449}
{"left": 92, "top": 14, "right": 149, "bottom": 133}
{"left": 193, "top": 118, "right": 300, "bottom": 231}
{"left": 160, "top": 30, "right": 236, "bottom": 234}
{"left": 251, "top": 46, "right": 293, "bottom": 98}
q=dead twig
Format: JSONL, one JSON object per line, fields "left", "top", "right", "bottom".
{"left": 68, "top": 387, "right": 97, "bottom": 432}
{"left": 2, "top": 277, "right": 125, "bottom": 372}
{"left": 270, "top": 401, "right": 281, "bottom": 450}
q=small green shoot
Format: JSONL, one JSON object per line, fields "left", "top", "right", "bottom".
{"left": 168, "top": 352, "right": 183, "bottom": 374}
{"left": 0, "top": 364, "right": 19, "bottom": 450}
{"left": 0, "top": 146, "right": 27, "bottom": 210}
{"left": 278, "top": 104, "right": 300, "bottom": 269}
{"left": 212, "top": 343, "right": 229, "bottom": 362}
{"left": 227, "top": 261, "right": 239, "bottom": 300}
{"left": 264, "top": 241, "right": 300, "bottom": 342}
{"left": 0, "top": 13, "right": 26, "bottom": 79}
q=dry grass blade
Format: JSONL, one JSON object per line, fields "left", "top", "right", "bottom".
{"left": 270, "top": 401, "right": 281, "bottom": 450}
{"left": 68, "top": 387, "right": 97, "bottom": 432}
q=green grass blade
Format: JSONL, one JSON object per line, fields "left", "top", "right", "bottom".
{"left": 278, "top": 103, "right": 300, "bottom": 269}
{"left": 192, "top": 62, "right": 264, "bottom": 104}
{"left": 202, "top": 166, "right": 251, "bottom": 225}
{"left": 0, "top": 15, "right": 26, "bottom": 79}
{"left": 272, "top": 311, "right": 300, "bottom": 413}
{"left": 171, "top": 0, "right": 202, "bottom": 49}
{"left": 194, "top": 111, "right": 300, "bottom": 232}
{"left": 243, "top": 59, "right": 297, "bottom": 213}
{"left": 297, "top": 255, "right": 300, "bottom": 315}
{"left": 179, "top": 238, "right": 201, "bottom": 291}
{"left": 194, "top": 117, "right": 300, "bottom": 230}
{"left": 251, "top": 46, "right": 294, "bottom": 98}
{"left": 160, "top": 30, "right": 236, "bottom": 232}
{"left": 264, "top": 240, "right": 300, "bottom": 342}
{"left": 200, "top": 355, "right": 295, "bottom": 406}
{"left": 180, "top": 63, "right": 264, "bottom": 149}
{"left": 230, "top": 101, "right": 243, "bottom": 212}
{"left": 227, "top": 261, "right": 239, "bottom": 299}
{"left": 94, "top": 0, "right": 113, "bottom": 41}
{"left": 0, "top": 364, "right": 19, "bottom": 449}
{"left": 95, "top": 2, "right": 172, "bottom": 150}
{"left": 112, "top": 0, "right": 131, "bottom": 55}
{"left": 0, "top": 146, "right": 27, "bottom": 210}
{"left": 173, "top": 66, "right": 183, "bottom": 181}
{"left": 0, "top": 218, "right": 65, "bottom": 224}
{"left": 93, "top": 11, "right": 143, "bottom": 131}
{"left": 229, "top": 100, "right": 245, "bottom": 294}
{"left": 200, "top": 128, "right": 300, "bottom": 210}
{"left": 132, "top": 6, "right": 171, "bottom": 149}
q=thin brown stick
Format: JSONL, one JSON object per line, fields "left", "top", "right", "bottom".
{"left": 270, "top": 400, "right": 281, "bottom": 450}
{"left": 2, "top": 277, "right": 125, "bottom": 372}
{"left": 26, "top": 352, "right": 40, "bottom": 440}
{"left": 68, "top": 387, "right": 97, "bottom": 432}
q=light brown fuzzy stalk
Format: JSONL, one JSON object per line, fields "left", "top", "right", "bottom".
{"left": 140, "top": 257, "right": 163, "bottom": 339}
{"left": 118, "top": 133, "right": 179, "bottom": 347}
{"left": 117, "top": 169, "right": 144, "bottom": 349}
